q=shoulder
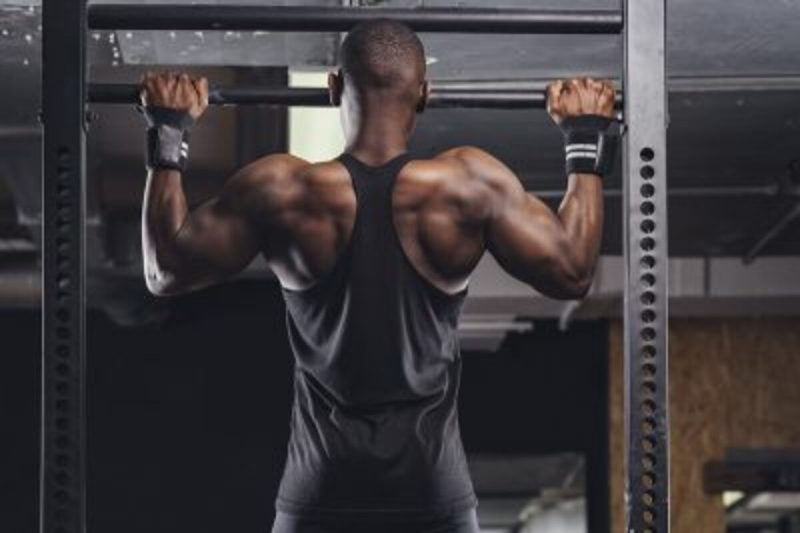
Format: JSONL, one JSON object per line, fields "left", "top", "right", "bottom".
{"left": 233, "top": 153, "right": 310, "bottom": 193}
{"left": 391, "top": 148, "right": 507, "bottom": 222}
{"left": 229, "top": 155, "right": 356, "bottom": 221}
{"left": 434, "top": 145, "right": 495, "bottom": 167}
{"left": 228, "top": 154, "right": 345, "bottom": 201}
{"left": 433, "top": 146, "right": 518, "bottom": 188}
{"left": 242, "top": 154, "right": 352, "bottom": 188}
{"left": 397, "top": 147, "right": 490, "bottom": 186}
{"left": 402, "top": 147, "right": 519, "bottom": 204}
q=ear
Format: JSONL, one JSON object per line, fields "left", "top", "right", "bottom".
{"left": 416, "top": 80, "right": 430, "bottom": 114}
{"left": 328, "top": 70, "right": 343, "bottom": 107}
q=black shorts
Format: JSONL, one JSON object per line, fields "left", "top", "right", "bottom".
{"left": 271, "top": 509, "right": 480, "bottom": 533}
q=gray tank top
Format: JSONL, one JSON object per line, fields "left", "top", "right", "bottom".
{"left": 277, "top": 152, "right": 476, "bottom": 519}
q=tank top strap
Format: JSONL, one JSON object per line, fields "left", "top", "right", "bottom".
{"left": 337, "top": 152, "right": 413, "bottom": 187}
{"left": 336, "top": 152, "right": 413, "bottom": 233}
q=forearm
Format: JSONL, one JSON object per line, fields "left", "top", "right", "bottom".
{"left": 141, "top": 168, "right": 190, "bottom": 291}
{"left": 555, "top": 172, "right": 604, "bottom": 289}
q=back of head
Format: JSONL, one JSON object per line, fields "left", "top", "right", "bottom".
{"left": 339, "top": 19, "right": 426, "bottom": 96}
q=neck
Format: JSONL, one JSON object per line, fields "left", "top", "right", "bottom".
{"left": 344, "top": 100, "right": 414, "bottom": 166}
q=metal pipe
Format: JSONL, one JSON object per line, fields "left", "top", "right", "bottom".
{"left": 743, "top": 203, "right": 800, "bottom": 264}
{"left": 42, "top": 0, "right": 88, "bottom": 531}
{"left": 435, "top": 75, "right": 800, "bottom": 94}
{"left": 87, "top": 5, "right": 623, "bottom": 34}
{"left": 0, "top": 126, "right": 41, "bottom": 140}
{"left": 89, "top": 83, "right": 550, "bottom": 109}
{"left": 622, "top": 0, "right": 670, "bottom": 530}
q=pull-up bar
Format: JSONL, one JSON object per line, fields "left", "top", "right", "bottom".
{"left": 89, "top": 84, "right": 624, "bottom": 110}
{"left": 87, "top": 5, "right": 624, "bottom": 34}
{"left": 89, "top": 83, "right": 553, "bottom": 109}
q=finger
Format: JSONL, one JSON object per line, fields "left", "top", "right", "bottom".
{"left": 178, "top": 79, "right": 194, "bottom": 108}
{"left": 565, "top": 78, "right": 579, "bottom": 92}
{"left": 550, "top": 81, "right": 567, "bottom": 109}
{"left": 599, "top": 87, "right": 615, "bottom": 113}
{"left": 546, "top": 80, "right": 562, "bottom": 102}
{"left": 158, "top": 71, "right": 173, "bottom": 87}
{"left": 159, "top": 77, "right": 175, "bottom": 102}
{"left": 198, "top": 77, "right": 209, "bottom": 97}
{"left": 178, "top": 73, "right": 192, "bottom": 98}
{"left": 143, "top": 74, "right": 159, "bottom": 102}
{"left": 162, "top": 71, "right": 177, "bottom": 89}
{"left": 165, "top": 72, "right": 180, "bottom": 95}
{"left": 189, "top": 78, "right": 201, "bottom": 102}
{"left": 193, "top": 77, "right": 210, "bottom": 106}
{"left": 143, "top": 78, "right": 158, "bottom": 102}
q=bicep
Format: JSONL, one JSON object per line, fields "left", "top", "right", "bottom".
{"left": 485, "top": 179, "right": 570, "bottom": 285}
{"left": 462, "top": 150, "right": 577, "bottom": 296}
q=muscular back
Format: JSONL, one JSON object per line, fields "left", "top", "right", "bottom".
{"left": 263, "top": 150, "right": 488, "bottom": 294}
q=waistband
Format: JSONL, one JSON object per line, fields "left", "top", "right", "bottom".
{"left": 275, "top": 492, "right": 478, "bottom": 522}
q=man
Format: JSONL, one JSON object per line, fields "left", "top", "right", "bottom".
{"left": 139, "top": 19, "right": 615, "bottom": 533}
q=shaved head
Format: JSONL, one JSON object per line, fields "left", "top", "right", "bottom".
{"left": 339, "top": 19, "right": 426, "bottom": 93}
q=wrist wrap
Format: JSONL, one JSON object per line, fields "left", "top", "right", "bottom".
{"left": 139, "top": 106, "right": 195, "bottom": 172}
{"left": 559, "top": 115, "right": 619, "bottom": 177}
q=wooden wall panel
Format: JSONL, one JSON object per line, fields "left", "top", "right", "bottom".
{"left": 609, "top": 318, "right": 800, "bottom": 532}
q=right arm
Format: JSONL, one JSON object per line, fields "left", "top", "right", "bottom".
{"left": 461, "top": 78, "right": 615, "bottom": 299}
{"left": 456, "top": 148, "right": 603, "bottom": 299}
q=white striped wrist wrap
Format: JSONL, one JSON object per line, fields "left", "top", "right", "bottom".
{"left": 140, "top": 106, "right": 195, "bottom": 173}
{"left": 146, "top": 124, "right": 191, "bottom": 173}
{"left": 559, "top": 115, "right": 619, "bottom": 178}
{"left": 565, "top": 143, "right": 600, "bottom": 163}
